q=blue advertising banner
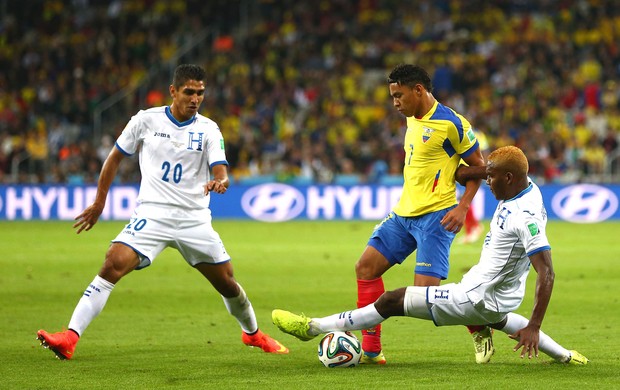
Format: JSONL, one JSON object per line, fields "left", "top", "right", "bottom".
{"left": 1, "top": 183, "right": 619, "bottom": 223}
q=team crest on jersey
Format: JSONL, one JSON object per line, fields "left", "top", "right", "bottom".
{"left": 187, "top": 131, "right": 204, "bottom": 151}
{"left": 422, "top": 127, "right": 434, "bottom": 143}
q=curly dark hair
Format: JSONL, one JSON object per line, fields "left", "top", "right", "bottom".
{"left": 387, "top": 64, "right": 433, "bottom": 92}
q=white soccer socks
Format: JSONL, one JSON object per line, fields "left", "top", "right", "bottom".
{"left": 500, "top": 312, "right": 570, "bottom": 361}
{"left": 68, "top": 275, "right": 115, "bottom": 336}
{"left": 222, "top": 283, "right": 259, "bottom": 334}
{"left": 314, "top": 304, "right": 385, "bottom": 334}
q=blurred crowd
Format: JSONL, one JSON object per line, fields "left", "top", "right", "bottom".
{"left": 2, "top": 0, "right": 620, "bottom": 186}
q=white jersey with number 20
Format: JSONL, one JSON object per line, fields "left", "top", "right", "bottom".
{"left": 115, "top": 106, "right": 228, "bottom": 210}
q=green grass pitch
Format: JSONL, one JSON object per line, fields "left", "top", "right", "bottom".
{"left": 1, "top": 220, "right": 618, "bottom": 389}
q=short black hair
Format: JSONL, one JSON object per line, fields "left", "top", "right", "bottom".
{"left": 172, "top": 64, "right": 206, "bottom": 89}
{"left": 387, "top": 64, "right": 433, "bottom": 92}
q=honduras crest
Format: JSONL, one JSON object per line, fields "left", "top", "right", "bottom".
{"left": 422, "top": 127, "right": 434, "bottom": 143}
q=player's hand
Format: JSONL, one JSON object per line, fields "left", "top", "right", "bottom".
{"left": 440, "top": 205, "right": 466, "bottom": 233}
{"left": 73, "top": 203, "right": 105, "bottom": 234}
{"left": 204, "top": 179, "right": 227, "bottom": 195}
{"left": 509, "top": 325, "right": 540, "bottom": 359}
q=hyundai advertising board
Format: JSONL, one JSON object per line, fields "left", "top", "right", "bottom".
{"left": 0, "top": 183, "right": 619, "bottom": 222}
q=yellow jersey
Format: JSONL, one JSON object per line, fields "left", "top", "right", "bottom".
{"left": 393, "top": 101, "right": 479, "bottom": 217}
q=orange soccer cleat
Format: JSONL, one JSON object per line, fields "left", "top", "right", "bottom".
{"left": 242, "top": 330, "right": 289, "bottom": 354}
{"left": 37, "top": 329, "right": 79, "bottom": 360}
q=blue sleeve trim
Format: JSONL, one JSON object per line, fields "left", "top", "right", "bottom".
{"left": 115, "top": 142, "right": 132, "bottom": 156}
{"left": 209, "top": 160, "right": 229, "bottom": 168}
{"left": 460, "top": 141, "right": 480, "bottom": 158}
{"left": 527, "top": 246, "right": 551, "bottom": 257}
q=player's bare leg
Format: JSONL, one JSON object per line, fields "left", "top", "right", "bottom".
{"left": 195, "top": 262, "right": 288, "bottom": 354}
{"left": 37, "top": 243, "right": 138, "bottom": 360}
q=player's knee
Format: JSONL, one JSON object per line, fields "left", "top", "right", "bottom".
{"left": 99, "top": 260, "right": 127, "bottom": 283}
{"left": 210, "top": 271, "right": 239, "bottom": 297}
{"left": 354, "top": 260, "right": 367, "bottom": 278}
{"left": 100, "top": 246, "right": 138, "bottom": 283}
{"left": 355, "top": 248, "right": 391, "bottom": 279}
{"left": 375, "top": 288, "right": 406, "bottom": 317}
{"left": 355, "top": 258, "right": 381, "bottom": 279}
{"left": 217, "top": 278, "right": 240, "bottom": 298}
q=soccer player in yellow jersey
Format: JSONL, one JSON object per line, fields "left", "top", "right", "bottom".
{"left": 355, "top": 64, "right": 491, "bottom": 364}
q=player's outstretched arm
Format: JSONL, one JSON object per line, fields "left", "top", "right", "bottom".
{"left": 455, "top": 164, "right": 488, "bottom": 186}
{"left": 73, "top": 147, "right": 125, "bottom": 234}
{"left": 508, "top": 250, "right": 554, "bottom": 359}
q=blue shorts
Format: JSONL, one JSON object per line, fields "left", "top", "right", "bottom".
{"left": 367, "top": 207, "right": 456, "bottom": 279}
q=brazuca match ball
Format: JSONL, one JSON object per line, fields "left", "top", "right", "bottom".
{"left": 317, "top": 331, "right": 362, "bottom": 368}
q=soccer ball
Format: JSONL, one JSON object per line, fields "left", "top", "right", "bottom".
{"left": 317, "top": 331, "right": 362, "bottom": 368}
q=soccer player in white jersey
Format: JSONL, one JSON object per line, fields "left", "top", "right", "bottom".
{"left": 37, "top": 64, "right": 288, "bottom": 359}
{"left": 272, "top": 146, "right": 588, "bottom": 365}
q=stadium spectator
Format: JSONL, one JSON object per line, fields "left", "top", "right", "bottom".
{"left": 2, "top": 0, "right": 620, "bottom": 184}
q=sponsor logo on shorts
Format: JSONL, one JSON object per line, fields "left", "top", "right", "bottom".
{"left": 434, "top": 289, "right": 449, "bottom": 300}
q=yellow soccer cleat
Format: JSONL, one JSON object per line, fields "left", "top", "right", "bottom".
{"left": 472, "top": 327, "right": 495, "bottom": 364}
{"left": 271, "top": 309, "right": 317, "bottom": 341}
{"left": 567, "top": 350, "right": 589, "bottom": 365}
{"left": 360, "top": 350, "right": 387, "bottom": 365}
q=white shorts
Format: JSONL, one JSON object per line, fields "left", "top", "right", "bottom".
{"left": 112, "top": 203, "right": 230, "bottom": 269}
{"left": 405, "top": 284, "right": 506, "bottom": 326}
